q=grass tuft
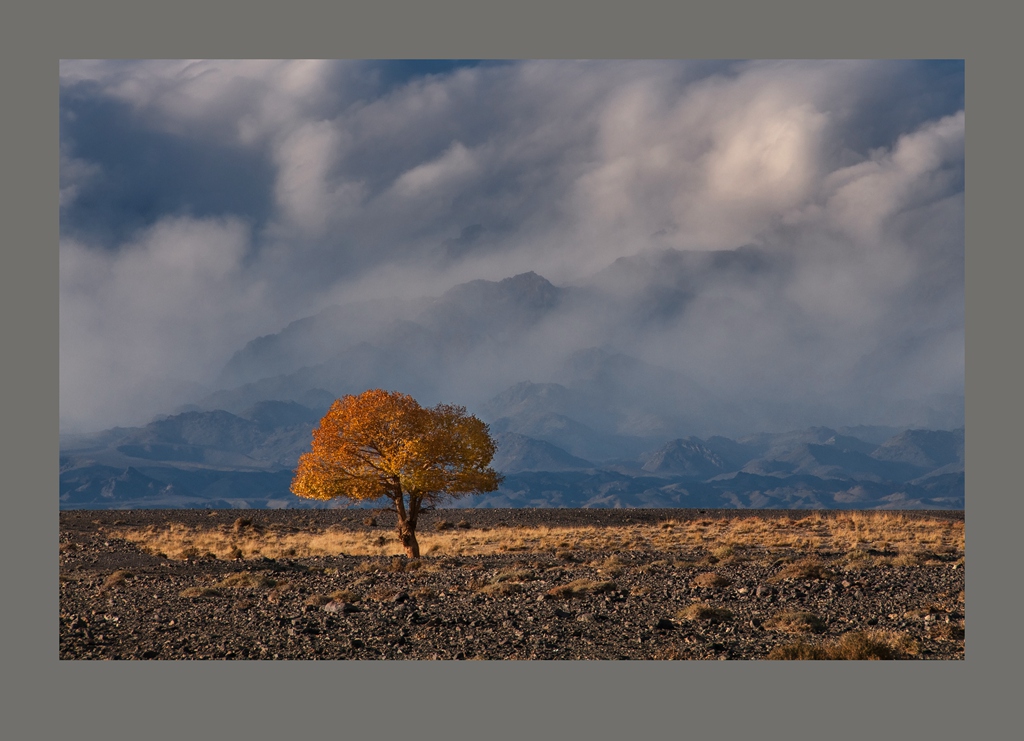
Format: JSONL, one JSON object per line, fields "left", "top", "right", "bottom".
{"left": 547, "top": 579, "right": 617, "bottom": 599}
{"left": 772, "top": 558, "right": 832, "bottom": 582}
{"left": 765, "top": 610, "right": 827, "bottom": 634}
{"left": 690, "top": 572, "right": 733, "bottom": 589}
{"left": 102, "top": 570, "right": 133, "bottom": 590}
{"left": 215, "top": 572, "right": 277, "bottom": 589}
{"left": 768, "top": 630, "right": 918, "bottom": 660}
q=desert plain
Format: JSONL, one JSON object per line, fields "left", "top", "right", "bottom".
{"left": 59, "top": 508, "right": 965, "bottom": 660}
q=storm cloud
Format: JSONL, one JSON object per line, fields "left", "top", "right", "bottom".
{"left": 59, "top": 60, "right": 964, "bottom": 434}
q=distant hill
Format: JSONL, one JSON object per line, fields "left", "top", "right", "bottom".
{"left": 490, "top": 432, "right": 594, "bottom": 473}
{"left": 60, "top": 407, "right": 964, "bottom": 510}
{"left": 640, "top": 438, "right": 730, "bottom": 478}
{"left": 871, "top": 428, "right": 964, "bottom": 470}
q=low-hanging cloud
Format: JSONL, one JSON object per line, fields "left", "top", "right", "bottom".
{"left": 59, "top": 60, "right": 964, "bottom": 434}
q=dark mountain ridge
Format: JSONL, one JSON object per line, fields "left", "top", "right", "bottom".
{"left": 60, "top": 401, "right": 964, "bottom": 510}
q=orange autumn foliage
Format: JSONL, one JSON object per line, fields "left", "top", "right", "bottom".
{"left": 291, "top": 389, "right": 501, "bottom": 557}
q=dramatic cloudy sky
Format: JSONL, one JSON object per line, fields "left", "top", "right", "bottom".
{"left": 59, "top": 60, "right": 964, "bottom": 434}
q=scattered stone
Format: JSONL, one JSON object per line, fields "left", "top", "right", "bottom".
{"left": 323, "top": 601, "right": 359, "bottom": 614}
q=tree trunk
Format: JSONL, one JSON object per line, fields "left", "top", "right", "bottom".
{"left": 398, "top": 521, "right": 420, "bottom": 559}
{"left": 393, "top": 491, "right": 421, "bottom": 559}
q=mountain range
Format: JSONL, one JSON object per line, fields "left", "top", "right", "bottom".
{"left": 59, "top": 400, "right": 964, "bottom": 510}
{"left": 59, "top": 247, "right": 964, "bottom": 510}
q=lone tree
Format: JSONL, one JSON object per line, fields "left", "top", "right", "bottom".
{"left": 291, "top": 389, "right": 502, "bottom": 558}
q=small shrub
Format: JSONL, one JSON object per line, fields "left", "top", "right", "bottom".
{"left": 216, "top": 572, "right": 277, "bottom": 589}
{"left": 765, "top": 611, "right": 827, "bottom": 634}
{"left": 598, "top": 556, "right": 625, "bottom": 577}
{"left": 478, "top": 582, "right": 524, "bottom": 596}
{"left": 385, "top": 557, "right": 423, "bottom": 572}
{"left": 305, "top": 593, "right": 334, "bottom": 607}
{"left": 232, "top": 517, "right": 260, "bottom": 535}
{"left": 675, "top": 603, "right": 733, "bottom": 623}
{"left": 492, "top": 569, "right": 536, "bottom": 583}
{"left": 435, "top": 520, "right": 455, "bottom": 532}
{"left": 830, "top": 631, "right": 919, "bottom": 660}
{"left": 456, "top": 520, "right": 472, "bottom": 529}
{"left": 710, "top": 545, "right": 736, "bottom": 561}
{"left": 179, "top": 586, "right": 221, "bottom": 598}
{"left": 102, "top": 570, "right": 133, "bottom": 589}
{"left": 892, "top": 552, "right": 923, "bottom": 568}
{"left": 547, "top": 579, "right": 617, "bottom": 599}
{"left": 690, "top": 572, "right": 733, "bottom": 589}
{"left": 772, "top": 558, "right": 832, "bottom": 582}
{"left": 768, "top": 630, "right": 918, "bottom": 660}
{"left": 363, "top": 516, "right": 377, "bottom": 527}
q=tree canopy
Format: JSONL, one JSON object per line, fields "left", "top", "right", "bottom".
{"left": 291, "top": 389, "right": 501, "bottom": 557}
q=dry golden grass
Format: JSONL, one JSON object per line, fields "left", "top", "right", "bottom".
{"left": 772, "top": 557, "right": 833, "bottom": 582}
{"left": 101, "top": 570, "right": 133, "bottom": 590}
{"left": 595, "top": 555, "right": 625, "bottom": 576}
{"left": 113, "top": 513, "right": 963, "bottom": 564}
{"left": 690, "top": 572, "right": 733, "bottom": 589}
{"left": 765, "top": 611, "right": 827, "bottom": 634}
{"left": 547, "top": 579, "right": 617, "bottom": 599}
{"left": 477, "top": 581, "right": 525, "bottom": 596}
{"left": 768, "top": 630, "right": 919, "bottom": 660}
{"left": 215, "top": 572, "right": 278, "bottom": 589}
{"left": 491, "top": 568, "right": 537, "bottom": 583}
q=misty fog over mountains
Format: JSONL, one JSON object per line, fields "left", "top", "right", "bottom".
{"left": 195, "top": 248, "right": 963, "bottom": 438}
{"left": 60, "top": 257, "right": 964, "bottom": 510}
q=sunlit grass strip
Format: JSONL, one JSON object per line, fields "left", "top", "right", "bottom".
{"left": 112, "top": 512, "right": 963, "bottom": 562}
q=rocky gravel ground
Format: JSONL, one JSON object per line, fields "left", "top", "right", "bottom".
{"left": 59, "top": 509, "right": 965, "bottom": 660}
